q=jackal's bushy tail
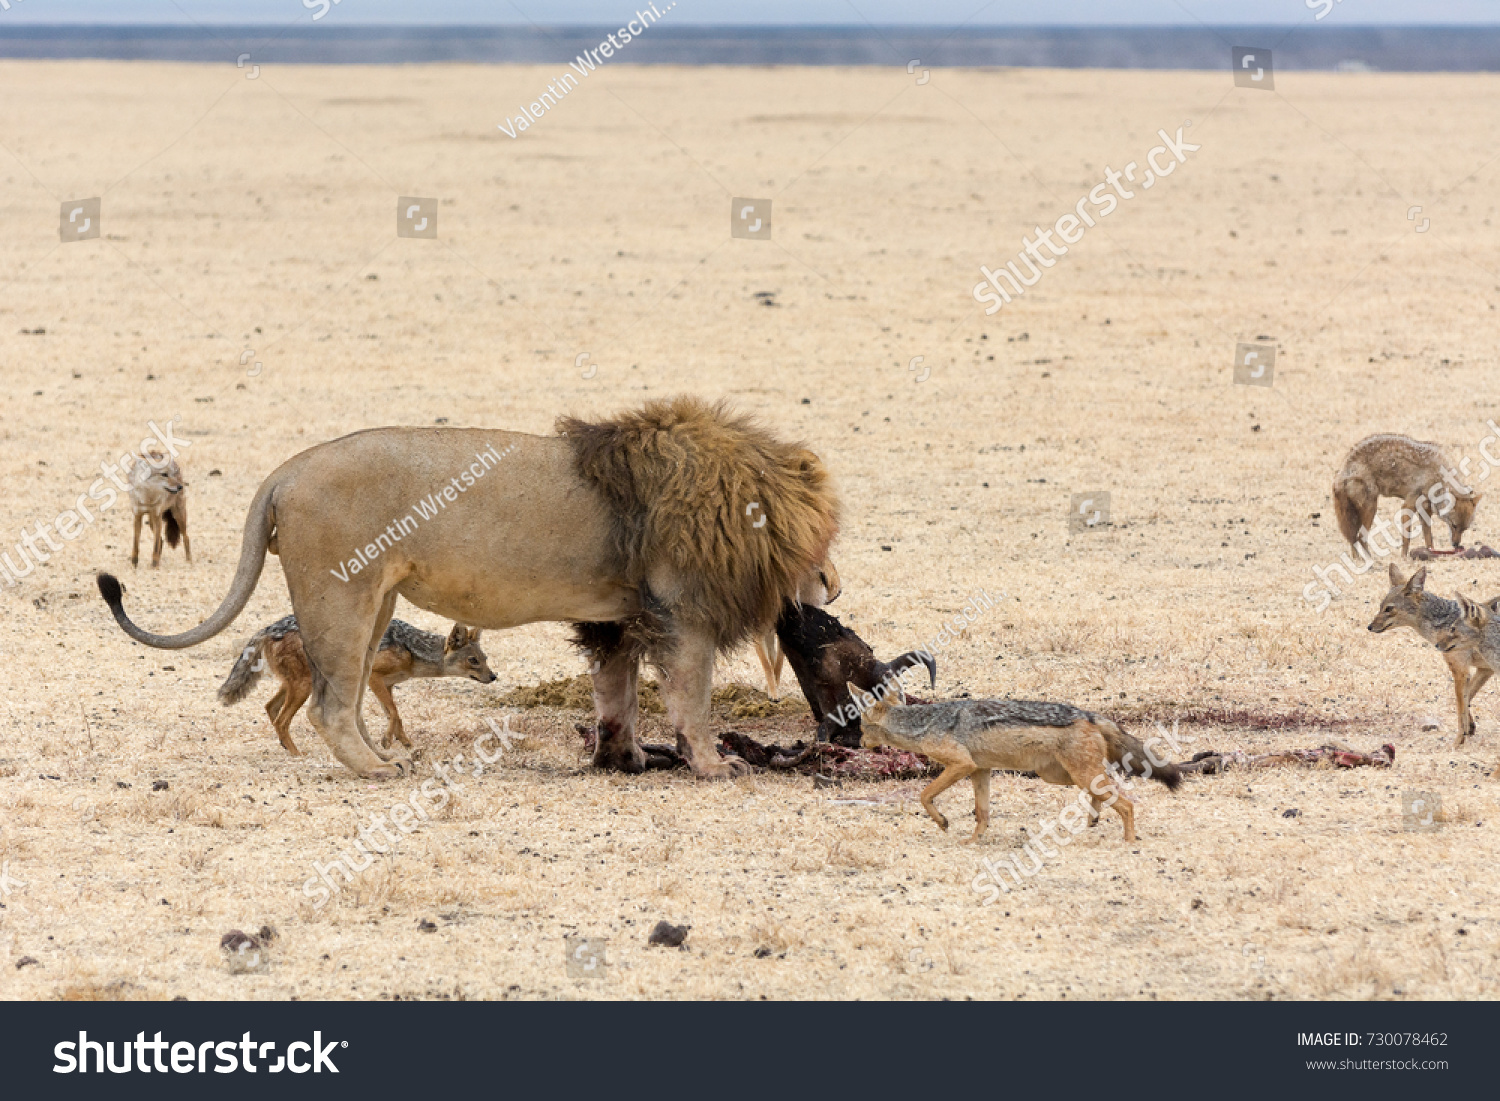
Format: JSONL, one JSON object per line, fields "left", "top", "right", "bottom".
{"left": 1098, "top": 719, "right": 1182, "bottom": 790}
{"left": 217, "top": 630, "right": 270, "bottom": 704}
{"left": 1332, "top": 479, "right": 1366, "bottom": 547}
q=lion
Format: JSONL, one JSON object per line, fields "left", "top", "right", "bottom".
{"left": 97, "top": 396, "right": 841, "bottom": 781}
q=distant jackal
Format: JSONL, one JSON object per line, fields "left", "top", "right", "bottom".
{"left": 128, "top": 449, "right": 190, "bottom": 568}
{"left": 218, "top": 616, "right": 495, "bottom": 755}
{"left": 1333, "top": 434, "right": 1480, "bottom": 557}
{"left": 854, "top": 682, "right": 1181, "bottom": 842}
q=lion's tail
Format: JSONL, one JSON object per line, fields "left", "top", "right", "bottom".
{"left": 98, "top": 475, "right": 276, "bottom": 651}
{"left": 1097, "top": 718, "right": 1182, "bottom": 790}
{"left": 217, "top": 629, "right": 272, "bottom": 705}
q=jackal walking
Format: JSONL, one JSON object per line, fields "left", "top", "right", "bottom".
{"left": 218, "top": 616, "right": 495, "bottom": 754}
{"left": 855, "top": 682, "right": 1180, "bottom": 842}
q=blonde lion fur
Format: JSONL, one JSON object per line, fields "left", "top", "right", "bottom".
{"left": 558, "top": 396, "right": 841, "bottom": 652}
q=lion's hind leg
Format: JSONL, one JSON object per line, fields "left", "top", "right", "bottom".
{"left": 294, "top": 584, "right": 409, "bottom": 780}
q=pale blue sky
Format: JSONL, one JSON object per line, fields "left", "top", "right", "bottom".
{"left": 0, "top": 0, "right": 1496, "bottom": 23}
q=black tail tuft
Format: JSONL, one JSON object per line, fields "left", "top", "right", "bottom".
{"left": 97, "top": 572, "right": 124, "bottom": 611}
{"left": 1105, "top": 718, "right": 1184, "bottom": 791}
{"left": 164, "top": 511, "right": 181, "bottom": 549}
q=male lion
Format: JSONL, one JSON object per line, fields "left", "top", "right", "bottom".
{"left": 97, "top": 396, "right": 840, "bottom": 781}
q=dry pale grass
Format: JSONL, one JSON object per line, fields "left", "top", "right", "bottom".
{"left": 1, "top": 62, "right": 1500, "bottom": 1000}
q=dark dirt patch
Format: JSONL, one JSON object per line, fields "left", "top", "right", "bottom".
{"left": 1116, "top": 704, "right": 1352, "bottom": 732}
{"left": 575, "top": 724, "right": 937, "bottom": 780}
{"left": 494, "top": 675, "right": 807, "bottom": 720}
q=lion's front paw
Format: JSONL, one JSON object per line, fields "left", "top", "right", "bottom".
{"left": 693, "top": 754, "right": 749, "bottom": 780}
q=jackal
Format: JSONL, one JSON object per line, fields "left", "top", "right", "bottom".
{"left": 218, "top": 616, "right": 495, "bottom": 754}
{"left": 1333, "top": 434, "right": 1480, "bottom": 557}
{"left": 128, "top": 449, "right": 190, "bottom": 568}
{"left": 1433, "top": 591, "right": 1500, "bottom": 755}
{"left": 1368, "top": 564, "right": 1493, "bottom": 746}
{"left": 855, "top": 681, "right": 1180, "bottom": 842}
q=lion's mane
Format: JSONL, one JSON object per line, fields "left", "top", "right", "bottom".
{"left": 558, "top": 396, "right": 840, "bottom": 652}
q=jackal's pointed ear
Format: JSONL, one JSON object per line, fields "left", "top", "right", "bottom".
{"left": 1469, "top": 597, "right": 1493, "bottom": 628}
{"left": 1457, "top": 595, "right": 1485, "bottom": 628}
{"left": 445, "top": 623, "right": 471, "bottom": 652}
{"left": 1388, "top": 563, "right": 1405, "bottom": 587}
{"left": 1404, "top": 567, "right": 1428, "bottom": 594}
{"left": 845, "top": 680, "right": 871, "bottom": 709}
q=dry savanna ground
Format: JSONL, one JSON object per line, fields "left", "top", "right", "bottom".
{"left": 1, "top": 60, "right": 1499, "bottom": 1001}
